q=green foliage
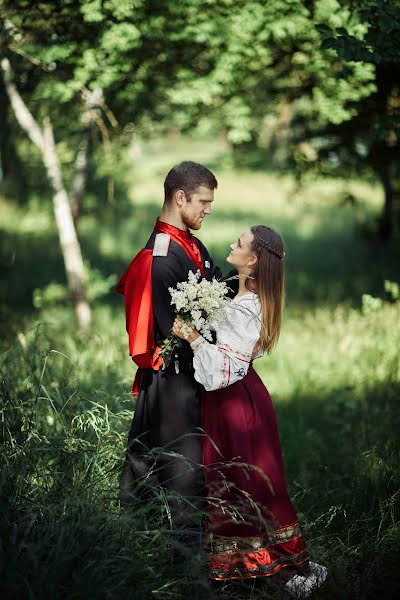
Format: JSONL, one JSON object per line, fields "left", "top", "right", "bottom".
{"left": 384, "top": 279, "right": 400, "bottom": 301}
{"left": 317, "top": 0, "right": 400, "bottom": 64}
{"left": 165, "top": 0, "right": 378, "bottom": 142}
{"left": 33, "top": 267, "right": 117, "bottom": 309}
{"left": 33, "top": 282, "right": 67, "bottom": 309}
{"left": 313, "top": 1, "right": 400, "bottom": 165}
{"left": 362, "top": 278, "right": 400, "bottom": 313}
{"left": 1, "top": 0, "right": 389, "bottom": 146}
{"left": 2, "top": 0, "right": 399, "bottom": 238}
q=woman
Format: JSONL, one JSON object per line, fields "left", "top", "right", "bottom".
{"left": 173, "top": 225, "right": 327, "bottom": 597}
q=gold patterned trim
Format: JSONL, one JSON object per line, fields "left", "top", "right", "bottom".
{"left": 270, "top": 522, "right": 302, "bottom": 543}
{"left": 209, "top": 522, "right": 303, "bottom": 554}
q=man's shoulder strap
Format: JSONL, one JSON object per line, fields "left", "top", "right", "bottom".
{"left": 153, "top": 233, "right": 171, "bottom": 257}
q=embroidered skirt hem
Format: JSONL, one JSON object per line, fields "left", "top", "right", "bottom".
{"left": 208, "top": 522, "right": 309, "bottom": 580}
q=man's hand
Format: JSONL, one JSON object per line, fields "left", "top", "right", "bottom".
{"left": 172, "top": 316, "right": 200, "bottom": 344}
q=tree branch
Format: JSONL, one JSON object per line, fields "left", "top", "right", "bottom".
{"left": 0, "top": 57, "right": 45, "bottom": 151}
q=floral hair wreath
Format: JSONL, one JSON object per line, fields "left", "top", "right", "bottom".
{"left": 253, "top": 231, "right": 285, "bottom": 260}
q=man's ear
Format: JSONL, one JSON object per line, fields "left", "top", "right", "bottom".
{"left": 175, "top": 189, "right": 186, "bottom": 207}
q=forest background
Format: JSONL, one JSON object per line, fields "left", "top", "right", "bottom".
{"left": 1, "top": 1, "right": 399, "bottom": 599}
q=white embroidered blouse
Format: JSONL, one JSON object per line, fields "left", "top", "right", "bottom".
{"left": 190, "top": 293, "right": 262, "bottom": 391}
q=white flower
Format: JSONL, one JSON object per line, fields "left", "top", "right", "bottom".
{"left": 168, "top": 271, "right": 231, "bottom": 341}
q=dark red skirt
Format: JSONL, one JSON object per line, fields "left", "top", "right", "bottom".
{"left": 202, "top": 365, "right": 309, "bottom": 580}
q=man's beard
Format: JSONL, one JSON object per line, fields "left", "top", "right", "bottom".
{"left": 181, "top": 206, "right": 201, "bottom": 230}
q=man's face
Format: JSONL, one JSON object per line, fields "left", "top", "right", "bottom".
{"left": 180, "top": 185, "right": 214, "bottom": 230}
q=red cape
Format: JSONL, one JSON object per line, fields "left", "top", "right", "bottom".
{"left": 116, "top": 219, "right": 204, "bottom": 396}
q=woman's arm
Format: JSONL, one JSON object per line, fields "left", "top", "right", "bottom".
{"left": 173, "top": 300, "right": 261, "bottom": 391}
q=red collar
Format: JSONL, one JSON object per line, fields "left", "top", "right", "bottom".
{"left": 155, "top": 218, "right": 204, "bottom": 277}
{"left": 155, "top": 218, "right": 193, "bottom": 241}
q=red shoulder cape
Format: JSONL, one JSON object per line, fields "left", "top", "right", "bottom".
{"left": 116, "top": 219, "right": 204, "bottom": 396}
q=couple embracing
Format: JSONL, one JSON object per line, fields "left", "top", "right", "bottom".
{"left": 116, "top": 161, "right": 327, "bottom": 597}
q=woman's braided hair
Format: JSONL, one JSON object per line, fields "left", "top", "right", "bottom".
{"left": 251, "top": 226, "right": 285, "bottom": 260}
{"left": 247, "top": 225, "right": 285, "bottom": 353}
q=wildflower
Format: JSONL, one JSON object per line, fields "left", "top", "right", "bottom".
{"left": 161, "top": 271, "right": 231, "bottom": 368}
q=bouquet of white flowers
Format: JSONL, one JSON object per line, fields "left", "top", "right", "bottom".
{"left": 160, "top": 270, "right": 231, "bottom": 372}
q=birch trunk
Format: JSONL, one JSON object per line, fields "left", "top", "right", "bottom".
{"left": 70, "top": 133, "right": 89, "bottom": 225}
{"left": 1, "top": 58, "right": 91, "bottom": 330}
{"left": 42, "top": 118, "right": 91, "bottom": 329}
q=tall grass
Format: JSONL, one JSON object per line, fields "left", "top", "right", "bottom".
{"left": 1, "top": 151, "right": 400, "bottom": 598}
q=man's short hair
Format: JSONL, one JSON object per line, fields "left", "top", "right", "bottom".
{"left": 164, "top": 161, "right": 218, "bottom": 203}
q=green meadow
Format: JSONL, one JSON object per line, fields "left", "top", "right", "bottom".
{"left": 1, "top": 140, "right": 400, "bottom": 599}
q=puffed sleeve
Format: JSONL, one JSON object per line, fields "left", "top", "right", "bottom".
{"left": 190, "top": 297, "right": 261, "bottom": 391}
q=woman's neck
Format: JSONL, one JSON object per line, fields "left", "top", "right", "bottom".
{"left": 236, "top": 268, "right": 255, "bottom": 297}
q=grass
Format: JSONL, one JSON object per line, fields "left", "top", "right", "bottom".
{"left": 1, "top": 139, "right": 400, "bottom": 599}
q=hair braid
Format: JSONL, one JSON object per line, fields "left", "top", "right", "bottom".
{"left": 252, "top": 230, "right": 285, "bottom": 260}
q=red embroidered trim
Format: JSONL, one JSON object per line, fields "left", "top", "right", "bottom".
{"left": 192, "top": 338, "right": 207, "bottom": 352}
{"left": 209, "top": 546, "right": 309, "bottom": 580}
{"left": 221, "top": 351, "right": 230, "bottom": 388}
{"left": 217, "top": 342, "right": 252, "bottom": 363}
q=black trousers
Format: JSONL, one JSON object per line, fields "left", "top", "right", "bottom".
{"left": 119, "top": 368, "right": 205, "bottom": 553}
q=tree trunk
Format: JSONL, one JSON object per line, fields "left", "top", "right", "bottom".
{"left": 42, "top": 118, "right": 91, "bottom": 329}
{"left": 1, "top": 57, "right": 91, "bottom": 330}
{"left": 376, "top": 164, "right": 393, "bottom": 242}
{"left": 70, "top": 133, "right": 89, "bottom": 225}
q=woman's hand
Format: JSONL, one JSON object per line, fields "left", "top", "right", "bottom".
{"left": 172, "top": 316, "right": 200, "bottom": 344}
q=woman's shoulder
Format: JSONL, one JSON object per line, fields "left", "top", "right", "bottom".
{"left": 226, "top": 293, "right": 261, "bottom": 328}
{"left": 217, "top": 294, "right": 261, "bottom": 349}
{"left": 232, "top": 292, "right": 260, "bottom": 308}
{"left": 233, "top": 291, "right": 259, "bottom": 299}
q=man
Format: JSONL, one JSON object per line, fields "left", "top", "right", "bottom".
{"left": 116, "top": 161, "right": 224, "bottom": 554}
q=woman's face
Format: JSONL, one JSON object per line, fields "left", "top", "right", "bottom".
{"left": 226, "top": 229, "right": 257, "bottom": 270}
